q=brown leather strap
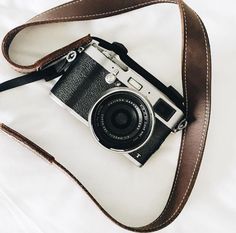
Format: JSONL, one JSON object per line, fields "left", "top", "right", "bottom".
{"left": 1, "top": 0, "right": 211, "bottom": 232}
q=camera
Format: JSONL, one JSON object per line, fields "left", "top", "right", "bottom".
{"left": 50, "top": 38, "right": 186, "bottom": 167}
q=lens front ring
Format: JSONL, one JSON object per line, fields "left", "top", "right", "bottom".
{"left": 88, "top": 88, "right": 155, "bottom": 153}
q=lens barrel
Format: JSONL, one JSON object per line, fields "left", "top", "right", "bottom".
{"left": 89, "top": 89, "right": 154, "bottom": 152}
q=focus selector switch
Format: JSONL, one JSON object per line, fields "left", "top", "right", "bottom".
{"left": 128, "top": 77, "right": 143, "bottom": 91}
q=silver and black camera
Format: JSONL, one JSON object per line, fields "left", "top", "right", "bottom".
{"left": 50, "top": 38, "right": 186, "bottom": 167}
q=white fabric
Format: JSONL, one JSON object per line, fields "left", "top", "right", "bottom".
{"left": 0, "top": 0, "right": 235, "bottom": 232}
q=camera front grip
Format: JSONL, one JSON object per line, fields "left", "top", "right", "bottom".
{"left": 130, "top": 119, "right": 171, "bottom": 166}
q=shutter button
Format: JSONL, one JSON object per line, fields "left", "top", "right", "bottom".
{"left": 105, "top": 73, "right": 117, "bottom": 84}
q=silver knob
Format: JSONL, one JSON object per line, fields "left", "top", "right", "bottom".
{"left": 105, "top": 73, "right": 117, "bottom": 84}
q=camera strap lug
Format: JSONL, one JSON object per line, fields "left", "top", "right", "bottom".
{"left": 172, "top": 119, "right": 188, "bottom": 133}
{"left": 66, "top": 51, "right": 77, "bottom": 63}
{"left": 78, "top": 46, "right": 85, "bottom": 54}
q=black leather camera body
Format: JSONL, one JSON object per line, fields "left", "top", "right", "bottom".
{"left": 50, "top": 39, "right": 186, "bottom": 167}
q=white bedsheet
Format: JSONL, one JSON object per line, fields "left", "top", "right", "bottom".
{"left": 0, "top": 0, "right": 235, "bottom": 232}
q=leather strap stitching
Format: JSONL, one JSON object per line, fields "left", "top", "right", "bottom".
{"left": 31, "top": 0, "right": 177, "bottom": 22}
{"left": 138, "top": 2, "right": 210, "bottom": 230}
{"left": 0, "top": 0, "right": 211, "bottom": 232}
{"left": 30, "top": 0, "right": 84, "bottom": 21}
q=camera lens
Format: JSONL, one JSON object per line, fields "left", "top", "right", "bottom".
{"left": 112, "top": 110, "right": 130, "bottom": 129}
{"left": 105, "top": 103, "right": 139, "bottom": 136}
{"left": 89, "top": 89, "right": 154, "bottom": 152}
